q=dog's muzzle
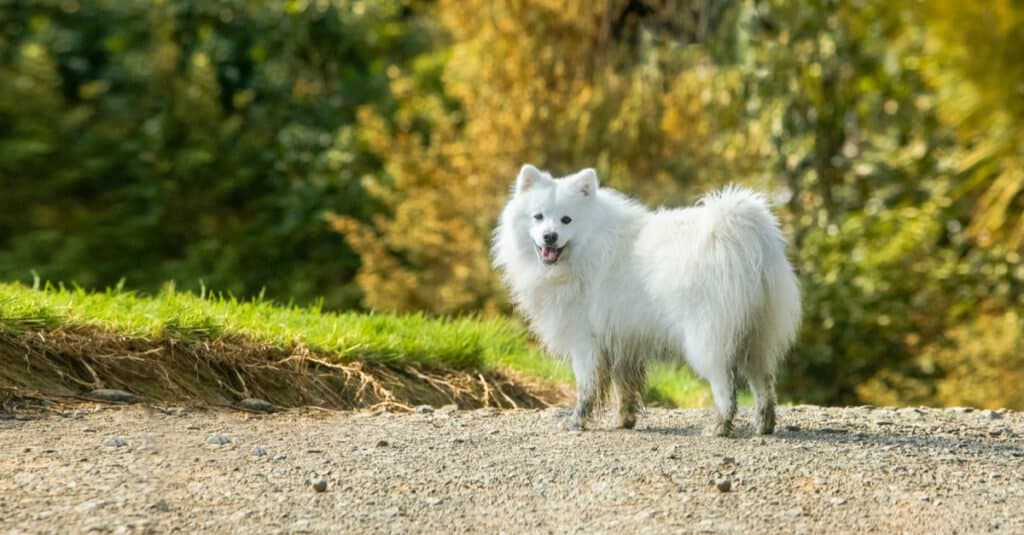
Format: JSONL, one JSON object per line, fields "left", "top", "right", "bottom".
{"left": 536, "top": 244, "right": 566, "bottom": 265}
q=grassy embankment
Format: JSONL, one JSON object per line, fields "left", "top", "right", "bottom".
{"left": 0, "top": 282, "right": 710, "bottom": 410}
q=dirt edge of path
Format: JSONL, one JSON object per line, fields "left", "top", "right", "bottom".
{"left": 0, "top": 328, "right": 569, "bottom": 413}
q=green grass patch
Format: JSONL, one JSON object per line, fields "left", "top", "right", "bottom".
{"left": 0, "top": 282, "right": 569, "bottom": 381}
{"left": 0, "top": 282, "right": 714, "bottom": 407}
{"left": 645, "top": 365, "right": 751, "bottom": 408}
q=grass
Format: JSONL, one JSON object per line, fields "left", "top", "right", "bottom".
{"left": 0, "top": 282, "right": 713, "bottom": 408}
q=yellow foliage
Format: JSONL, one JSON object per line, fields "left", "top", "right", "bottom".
{"left": 858, "top": 312, "right": 1024, "bottom": 409}
{"left": 338, "top": 0, "right": 722, "bottom": 314}
{"left": 920, "top": 0, "right": 1024, "bottom": 249}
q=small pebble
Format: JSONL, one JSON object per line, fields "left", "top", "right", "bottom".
{"left": 312, "top": 479, "right": 328, "bottom": 493}
{"left": 722, "top": 456, "right": 736, "bottom": 465}
{"left": 376, "top": 440, "right": 389, "bottom": 448}
{"left": 251, "top": 446, "right": 268, "bottom": 457}
{"left": 716, "top": 479, "right": 732, "bottom": 492}
{"left": 149, "top": 499, "right": 171, "bottom": 512}
{"left": 986, "top": 410, "right": 1004, "bottom": 420}
{"left": 415, "top": 405, "right": 435, "bottom": 414}
{"left": 103, "top": 437, "right": 126, "bottom": 448}
{"left": 83, "top": 426, "right": 96, "bottom": 433}
{"left": 829, "top": 497, "right": 847, "bottom": 506}
{"left": 207, "top": 435, "right": 231, "bottom": 446}
{"left": 377, "top": 507, "right": 403, "bottom": 518}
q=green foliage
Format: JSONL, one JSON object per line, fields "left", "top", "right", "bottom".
{"left": 679, "top": 0, "right": 1024, "bottom": 405}
{"left": 0, "top": 0, "right": 439, "bottom": 309}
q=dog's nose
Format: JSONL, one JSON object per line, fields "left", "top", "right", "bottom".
{"left": 543, "top": 232, "right": 558, "bottom": 245}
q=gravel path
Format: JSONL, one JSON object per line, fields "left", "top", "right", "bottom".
{"left": 2, "top": 404, "right": 1022, "bottom": 534}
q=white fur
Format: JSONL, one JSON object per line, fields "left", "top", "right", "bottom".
{"left": 492, "top": 165, "right": 802, "bottom": 435}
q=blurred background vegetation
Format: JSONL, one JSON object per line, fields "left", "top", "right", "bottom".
{"left": 2, "top": 0, "right": 1022, "bottom": 408}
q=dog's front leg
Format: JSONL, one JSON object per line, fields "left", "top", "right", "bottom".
{"left": 566, "top": 349, "right": 604, "bottom": 430}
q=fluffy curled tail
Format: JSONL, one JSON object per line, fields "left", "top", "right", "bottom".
{"left": 697, "top": 185, "right": 802, "bottom": 370}
{"left": 697, "top": 185, "right": 777, "bottom": 246}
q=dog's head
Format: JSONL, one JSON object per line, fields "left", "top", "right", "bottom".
{"left": 506, "top": 164, "right": 599, "bottom": 266}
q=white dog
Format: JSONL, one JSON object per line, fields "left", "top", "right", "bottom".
{"left": 492, "top": 165, "right": 801, "bottom": 436}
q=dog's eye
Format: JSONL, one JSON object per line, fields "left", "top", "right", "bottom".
{"left": 533, "top": 213, "right": 543, "bottom": 221}
{"left": 561, "top": 216, "right": 572, "bottom": 224}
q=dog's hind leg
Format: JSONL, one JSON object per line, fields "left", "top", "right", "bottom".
{"left": 612, "top": 358, "right": 645, "bottom": 429}
{"left": 748, "top": 372, "right": 776, "bottom": 435}
{"left": 738, "top": 329, "right": 779, "bottom": 435}
{"left": 683, "top": 331, "right": 738, "bottom": 437}
{"left": 705, "top": 363, "right": 737, "bottom": 437}
{"left": 740, "top": 355, "right": 777, "bottom": 435}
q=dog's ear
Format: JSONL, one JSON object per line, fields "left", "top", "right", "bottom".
{"left": 515, "top": 164, "right": 547, "bottom": 195}
{"left": 572, "top": 168, "right": 599, "bottom": 198}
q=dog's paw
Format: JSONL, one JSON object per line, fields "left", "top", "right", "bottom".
{"left": 558, "top": 419, "right": 585, "bottom": 431}
{"left": 555, "top": 413, "right": 586, "bottom": 431}
{"left": 756, "top": 418, "right": 775, "bottom": 435}
{"left": 706, "top": 420, "right": 734, "bottom": 438}
{"left": 756, "top": 405, "right": 776, "bottom": 435}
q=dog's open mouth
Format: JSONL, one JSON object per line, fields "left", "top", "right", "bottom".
{"left": 536, "top": 244, "right": 566, "bottom": 265}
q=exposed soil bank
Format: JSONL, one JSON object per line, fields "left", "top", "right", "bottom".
{"left": 0, "top": 328, "right": 564, "bottom": 411}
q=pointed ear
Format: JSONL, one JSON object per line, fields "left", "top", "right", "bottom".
{"left": 572, "top": 168, "right": 599, "bottom": 198}
{"left": 515, "top": 164, "right": 547, "bottom": 195}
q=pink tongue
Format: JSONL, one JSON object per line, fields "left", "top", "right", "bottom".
{"left": 542, "top": 246, "right": 558, "bottom": 261}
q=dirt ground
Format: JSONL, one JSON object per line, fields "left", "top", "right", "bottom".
{"left": 1, "top": 403, "right": 1022, "bottom": 534}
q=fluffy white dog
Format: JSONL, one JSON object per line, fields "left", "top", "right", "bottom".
{"left": 492, "top": 165, "right": 801, "bottom": 436}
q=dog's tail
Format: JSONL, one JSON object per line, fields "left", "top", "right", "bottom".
{"left": 697, "top": 185, "right": 802, "bottom": 371}
{"left": 695, "top": 185, "right": 781, "bottom": 276}
{"left": 697, "top": 185, "right": 777, "bottom": 245}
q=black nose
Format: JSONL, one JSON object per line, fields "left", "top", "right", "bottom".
{"left": 543, "top": 232, "right": 558, "bottom": 245}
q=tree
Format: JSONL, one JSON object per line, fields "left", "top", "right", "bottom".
{"left": 0, "top": 0, "right": 435, "bottom": 309}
